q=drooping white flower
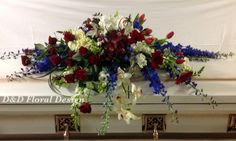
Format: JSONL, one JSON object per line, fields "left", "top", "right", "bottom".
{"left": 117, "top": 67, "right": 132, "bottom": 86}
{"left": 117, "top": 108, "right": 140, "bottom": 124}
{"left": 136, "top": 53, "right": 147, "bottom": 68}
{"left": 131, "top": 83, "right": 142, "bottom": 104}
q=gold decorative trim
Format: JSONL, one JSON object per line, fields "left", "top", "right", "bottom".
{"left": 55, "top": 114, "right": 80, "bottom": 133}
{"left": 227, "top": 114, "right": 236, "bottom": 132}
{"left": 194, "top": 78, "right": 236, "bottom": 81}
{"left": 142, "top": 114, "right": 166, "bottom": 132}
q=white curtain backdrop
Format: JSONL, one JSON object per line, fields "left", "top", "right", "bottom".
{"left": 0, "top": 0, "right": 236, "bottom": 78}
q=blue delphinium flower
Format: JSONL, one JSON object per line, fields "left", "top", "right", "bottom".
{"left": 182, "top": 45, "right": 216, "bottom": 58}
{"left": 34, "top": 57, "right": 52, "bottom": 72}
{"left": 155, "top": 41, "right": 217, "bottom": 58}
{"left": 141, "top": 65, "right": 167, "bottom": 96}
{"left": 133, "top": 20, "right": 143, "bottom": 31}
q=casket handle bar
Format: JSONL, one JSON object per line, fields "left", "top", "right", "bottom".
{"left": 63, "top": 123, "right": 69, "bottom": 140}
{"left": 153, "top": 123, "right": 159, "bottom": 140}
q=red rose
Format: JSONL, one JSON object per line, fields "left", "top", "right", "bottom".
{"left": 74, "top": 67, "right": 87, "bottom": 81}
{"left": 79, "top": 102, "right": 92, "bottom": 113}
{"left": 65, "top": 58, "right": 74, "bottom": 67}
{"left": 176, "top": 58, "right": 185, "bottom": 64}
{"left": 176, "top": 71, "right": 193, "bottom": 84}
{"left": 50, "top": 55, "right": 62, "bottom": 66}
{"left": 79, "top": 47, "right": 88, "bottom": 56}
{"left": 142, "top": 28, "right": 152, "bottom": 35}
{"left": 48, "top": 36, "right": 57, "bottom": 45}
{"left": 89, "top": 55, "right": 100, "bottom": 65}
{"left": 64, "top": 74, "right": 75, "bottom": 83}
{"left": 166, "top": 31, "right": 174, "bottom": 39}
{"left": 21, "top": 55, "right": 31, "bottom": 66}
{"left": 151, "top": 51, "right": 163, "bottom": 69}
{"left": 64, "top": 32, "right": 75, "bottom": 42}
{"left": 176, "top": 51, "right": 184, "bottom": 56}
{"left": 68, "top": 51, "right": 76, "bottom": 57}
{"left": 49, "top": 48, "right": 56, "bottom": 55}
{"left": 139, "top": 14, "right": 145, "bottom": 22}
{"left": 145, "top": 37, "right": 154, "bottom": 45}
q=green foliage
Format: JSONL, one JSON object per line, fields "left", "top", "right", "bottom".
{"left": 193, "top": 66, "right": 205, "bottom": 77}
{"left": 72, "top": 52, "right": 82, "bottom": 62}
{"left": 98, "top": 97, "right": 111, "bottom": 135}
{"left": 161, "top": 49, "right": 179, "bottom": 78}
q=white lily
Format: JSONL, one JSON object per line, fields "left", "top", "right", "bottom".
{"left": 99, "top": 12, "right": 122, "bottom": 34}
{"left": 131, "top": 83, "right": 142, "bottom": 104}
{"left": 117, "top": 67, "right": 132, "bottom": 86}
{"left": 117, "top": 108, "right": 140, "bottom": 124}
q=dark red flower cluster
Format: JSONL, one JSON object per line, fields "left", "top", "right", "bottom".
{"left": 49, "top": 48, "right": 56, "bottom": 55}
{"left": 21, "top": 56, "right": 31, "bottom": 66}
{"left": 68, "top": 51, "right": 76, "bottom": 57}
{"left": 79, "top": 47, "right": 88, "bottom": 56}
{"left": 129, "top": 30, "right": 144, "bottom": 44}
{"left": 65, "top": 51, "right": 76, "bottom": 67}
{"left": 50, "top": 55, "right": 62, "bottom": 66}
{"left": 104, "top": 30, "right": 128, "bottom": 58}
{"left": 74, "top": 67, "right": 87, "bottom": 81}
{"left": 65, "top": 68, "right": 87, "bottom": 83}
{"left": 151, "top": 51, "right": 163, "bottom": 69}
{"left": 65, "top": 58, "right": 74, "bottom": 67}
{"left": 64, "top": 74, "right": 75, "bottom": 83}
{"left": 79, "top": 102, "right": 92, "bottom": 113}
{"left": 176, "top": 71, "right": 193, "bottom": 84}
{"left": 64, "top": 32, "right": 75, "bottom": 42}
{"left": 89, "top": 55, "right": 100, "bottom": 65}
{"left": 48, "top": 36, "right": 57, "bottom": 45}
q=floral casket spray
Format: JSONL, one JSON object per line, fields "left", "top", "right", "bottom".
{"left": 4, "top": 12, "right": 234, "bottom": 135}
